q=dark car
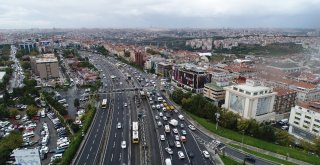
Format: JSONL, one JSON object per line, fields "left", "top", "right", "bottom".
{"left": 188, "top": 151, "right": 195, "bottom": 158}
{"left": 168, "top": 140, "right": 175, "bottom": 148}
{"left": 244, "top": 155, "right": 256, "bottom": 163}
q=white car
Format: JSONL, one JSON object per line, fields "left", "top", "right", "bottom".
{"left": 165, "top": 147, "right": 173, "bottom": 155}
{"left": 175, "top": 141, "right": 181, "bottom": 148}
{"left": 174, "top": 135, "right": 180, "bottom": 141}
{"left": 124, "top": 103, "right": 127, "bottom": 107}
{"left": 172, "top": 128, "right": 178, "bottom": 134}
{"left": 121, "top": 141, "right": 126, "bottom": 149}
{"left": 117, "top": 122, "right": 122, "bottom": 129}
{"left": 203, "top": 150, "right": 210, "bottom": 158}
{"left": 163, "top": 116, "right": 167, "bottom": 121}
{"left": 160, "top": 135, "right": 165, "bottom": 141}
{"left": 178, "top": 151, "right": 185, "bottom": 159}
{"left": 188, "top": 125, "right": 196, "bottom": 131}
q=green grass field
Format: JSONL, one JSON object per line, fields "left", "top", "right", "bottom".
{"left": 187, "top": 112, "right": 320, "bottom": 165}
{"left": 220, "top": 156, "right": 242, "bottom": 165}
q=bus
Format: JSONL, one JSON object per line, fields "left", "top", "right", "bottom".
{"left": 132, "top": 121, "right": 139, "bottom": 143}
{"left": 101, "top": 99, "right": 107, "bottom": 109}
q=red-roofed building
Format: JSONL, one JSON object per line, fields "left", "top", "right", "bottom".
{"left": 289, "top": 82, "right": 320, "bottom": 102}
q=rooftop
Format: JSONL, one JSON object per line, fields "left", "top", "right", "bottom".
{"left": 235, "top": 84, "right": 271, "bottom": 93}
{"left": 204, "top": 82, "right": 224, "bottom": 90}
{"left": 269, "top": 62, "right": 299, "bottom": 69}
{"left": 273, "top": 87, "right": 296, "bottom": 96}
{"left": 298, "top": 102, "right": 320, "bottom": 113}
{"left": 291, "top": 81, "right": 317, "bottom": 89}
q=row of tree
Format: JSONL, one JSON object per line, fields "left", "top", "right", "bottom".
{"left": 0, "top": 132, "right": 23, "bottom": 164}
{"left": 43, "top": 92, "right": 68, "bottom": 116}
{"left": 171, "top": 89, "right": 320, "bottom": 154}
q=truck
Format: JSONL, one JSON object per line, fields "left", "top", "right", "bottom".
{"left": 169, "top": 119, "right": 178, "bottom": 127}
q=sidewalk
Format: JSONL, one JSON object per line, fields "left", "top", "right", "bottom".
{"left": 163, "top": 92, "right": 312, "bottom": 165}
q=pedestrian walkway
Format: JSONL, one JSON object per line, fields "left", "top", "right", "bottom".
{"left": 163, "top": 92, "right": 312, "bottom": 165}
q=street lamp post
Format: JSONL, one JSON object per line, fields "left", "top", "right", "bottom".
{"left": 215, "top": 113, "right": 220, "bottom": 130}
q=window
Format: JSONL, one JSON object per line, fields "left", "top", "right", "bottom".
{"left": 295, "top": 112, "right": 301, "bottom": 116}
{"left": 253, "top": 92, "right": 258, "bottom": 96}
{"left": 303, "top": 125, "right": 309, "bottom": 129}
{"left": 314, "top": 124, "right": 320, "bottom": 128}
{"left": 312, "top": 129, "right": 319, "bottom": 133}
{"left": 260, "top": 91, "right": 264, "bottom": 94}
{"left": 304, "top": 120, "right": 310, "bottom": 124}
{"left": 305, "top": 116, "right": 311, "bottom": 119}
{"left": 315, "top": 119, "right": 320, "bottom": 123}
{"left": 294, "top": 121, "right": 299, "bottom": 125}
{"left": 239, "top": 89, "right": 244, "bottom": 93}
{"left": 246, "top": 91, "right": 251, "bottom": 95}
{"left": 294, "top": 117, "right": 300, "bottom": 120}
{"left": 233, "top": 87, "right": 238, "bottom": 91}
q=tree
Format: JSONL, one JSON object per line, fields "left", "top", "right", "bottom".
{"left": 171, "top": 89, "right": 184, "bottom": 104}
{"left": 74, "top": 98, "right": 80, "bottom": 108}
{"left": 0, "top": 131, "right": 23, "bottom": 163}
{"left": 275, "top": 130, "right": 292, "bottom": 146}
{"left": 26, "top": 105, "right": 38, "bottom": 118}
{"left": 300, "top": 139, "right": 316, "bottom": 152}
{"left": 314, "top": 138, "right": 320, "bottom": 155}
{"left": 9, "top": 108, "right": 19, "bottom": 118}
{"left": 0, "top": 104, "right": 9, "bottom": 119}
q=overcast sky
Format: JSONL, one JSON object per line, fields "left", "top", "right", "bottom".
{"left": 0, "top": 0, "right": 319, "bottom": 29}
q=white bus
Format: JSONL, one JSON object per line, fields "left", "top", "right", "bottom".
{"left": 132, "top": 121, "right": 139, "bottom": 143}
{"left": 101, "top": 99, "right": 107, "bottom": 109}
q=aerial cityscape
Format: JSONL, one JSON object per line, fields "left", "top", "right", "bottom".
{"left": 0, "top": 0, "right": 319, "bottom": 165}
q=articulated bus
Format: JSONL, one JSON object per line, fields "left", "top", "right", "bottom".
{"left": 132, "top": 121, "right": 139, "bottom": 143}
{"left": 101, "top": 99, "right": 107, "bottom": 109}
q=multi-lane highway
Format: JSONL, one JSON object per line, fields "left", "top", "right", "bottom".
{"left": 74, "top": 51, "right": 276, "bottom": 165}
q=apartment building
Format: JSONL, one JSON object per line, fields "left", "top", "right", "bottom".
{"left": 19, "top": 40, "right": 37, "bottom": 53}
{"left": 273, "top": 88, "right": 297, "bottom": 116}
{"left": 288, "top": 102, "right": 320, "bottom": 142}
{"left": 289, "top": 82, "right": 320, "bottom": 102}
{"left": 30, "top": 54, "right": 59, "bottom": 79}
{"left": 172, "top": 63, "right": 211, "bottom": 93}
{"left": 223, "top": 80, "right": 276, "bottom": 122}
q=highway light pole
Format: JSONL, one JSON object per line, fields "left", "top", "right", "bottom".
{"left": 215, "top": 113, "right": 220, "bottom": 130}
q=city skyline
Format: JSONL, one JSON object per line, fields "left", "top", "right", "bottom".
{"left": 1, "top": 0, "right": 320, "bottom": 29}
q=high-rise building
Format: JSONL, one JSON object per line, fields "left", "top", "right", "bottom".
{"left": 273, "top": 88, "right": 297, "bottom": 118}
{"left": 30, "top": 54, "right": 59, "bottom": 79}
{"left": 156, "top": 62, "right": 172, "bottom": 78}
{"left": 223, "top": 80, "right": 276, "bottom": 122}
{"left": 172, "top": 63, "right": 211, "bottom": 93}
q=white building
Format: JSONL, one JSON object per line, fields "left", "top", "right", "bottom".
{"left": 223, "top": 80, "right": 276, "bottom": 122}
{"left": 288, "top": 102, "right": 320, "bottom": 142}
{"left": 12, "top": 148, "right": 41, "bottom": 165}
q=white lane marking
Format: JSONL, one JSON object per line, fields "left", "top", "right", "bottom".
{"left": 87, "top": 154, "right": 89, "bottom": 159}
{"left": 119, "top": 153, "right": 122, "bottom": 161}
{"left": 122, "top": 132, "right": 123, "bottom": 137}
{"left": 90, "top": 146, "right": 92, "bottom": 152}
{"left": 116, "top": 118, "right": 118, "bottom": 121}
{"left": 98, "top": 123, "right": 101, "bottom": 127}
{"left": 118, "top": 111, "right": 119, "bottom": 115}
{"left": 93, "top": 139, "right": 95, "bottom": 144}
{"left": 95, "top": 134, "right": 97, "bottom": 138}
{"left": 111, "top": 154, "right": 113, "bottom": 162}
{"left": 97, "top": 128, "right": 99, "bottom": 133}
{"left": 113, "top": 141, "right": 115, "bottom": 148}
{"left": 115, "top": 133, "right": 117, "bottom": 138}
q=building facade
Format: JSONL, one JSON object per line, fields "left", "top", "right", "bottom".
{"left": 223, "top": 80, "right": 276, "bottom": 122}
{"left": 273, "top": 88, "right": 297, "bottom": 114}
{"left": 289, "top": 82, "right": 320, "bottom": 102}
{"left": 203, "top": 82, "right": 225, "bottom": 107}
{"left": 19, "top": 41, "right": 37, "bottom": 53}
{"left": 156, "top": 62, "right": 172, "bottom": 78}
{"left": 288, "top": 102, "right": 320, "bottom": 142}
{"left": 30, "top": 54, "right": 59, "bottom": 79}
{"left": 172, "top": 63, "right": 211, "bottom": 93}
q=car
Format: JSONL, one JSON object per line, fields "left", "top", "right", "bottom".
{"left": 121, "top": 141, "right": 126, "bottom": 149}
{"left": 181, "top": 130, "right": 187, "bottom": 135}
{"left": 178, "top": 151, "right": 185, "bottom": 159}
{"left": 165, "top": 147, "right": 173, "bottom": 155}
{"left": 157, "top": 121, "right": 162, "bottom": 126}
{"left": 124, "top": 103, "right": 127, "bottom": 107}
{"left": 160, "top": 135, "right": 165, "bottom": 141}
{"left": 151, "top": 105, "right": 156, "bottom": 109}
{"left": 117, "top": 122, "right": 122, "bottom": 129}
{"left": 159, "top": 112, "right": 163, "bottom": 117}
{"left": 188, "top": 151, "right": 195, "bottom": 158}
{"left": 175, "top": 141, "right": 181, "bottom": 148}
{"left": 155, "top": 115, "right": 159, "bottom": 120}
{"left": 203, "top": 150, "right": 210, "bottom": 158}
{"left": 174, "top": 109, "right": 178, "bottom": 113}
{"left": 180, "top": 136, "right": 187, "bottom": 142}
{"left": 163, "top": 116, "right": 167, "bottom": 121}
{"left": 172, "top": 128, "right": 178, "bottom": 134}
{"left": 188, "top": 125, "right": 196, "bottom": 131}
{"left": 244, "top": 155, "right": 256, "bottom": 163}
{"left": 174, "top": 135, "right": 180, "bottom": 141}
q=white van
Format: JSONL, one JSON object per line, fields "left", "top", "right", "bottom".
{"left": 165, "top": 158, "right": 172, "bottom": 165}
{"left": 50, "top": 154, "right": 62, "bottom": 162}
{"left": 41, "top": 110, "right": 46, "bottom": 118}
{"left": 279, "top": 119, "right": 288, "bottom": 125}
{"left": 23, "top": 131, "right": 35, "bottom": 138}
{"left": 178, "top": 115, "right": 185, "bottom": 120}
